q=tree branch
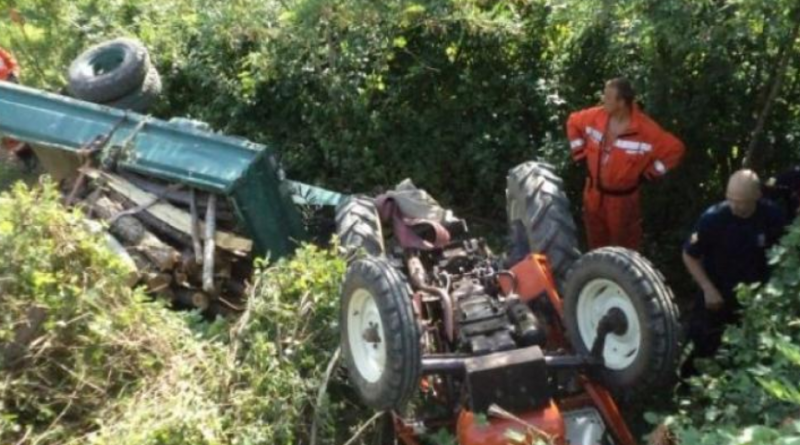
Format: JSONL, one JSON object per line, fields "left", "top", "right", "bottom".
{"left": 744, "top": 11, "right": 800, "bottom": 169}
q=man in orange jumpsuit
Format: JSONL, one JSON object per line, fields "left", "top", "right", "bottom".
{"left": 566, "top": 78, "right": 685, "bottom": 250}
{"left": 0, "top": 47, "right": 33, "bottom": 169}
{"left": 0, "top": 47, "right": 20, "bottom": 82}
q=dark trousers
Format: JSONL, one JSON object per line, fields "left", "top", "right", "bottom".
{"left": 681, "top": 296, "right": 740, "bottom": 378}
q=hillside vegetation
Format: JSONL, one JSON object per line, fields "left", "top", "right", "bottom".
{"left": 2, "top": 0, "right": 800, "bottom": 443}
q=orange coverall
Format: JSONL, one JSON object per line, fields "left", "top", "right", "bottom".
{"left": 566, "top": 105, "right": 685, "bottom": 250}
{"left": 0, "top": 48, "right": 24, "bottom": 155}
{"left": 0, "top": 47, "right": 19, "bottom": 81}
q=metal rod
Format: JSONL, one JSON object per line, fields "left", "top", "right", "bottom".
{"left": 544, "top": 355, "right": 600, "bottom": 368}
{"left": 421, "top": 356, "right": 467, "bottom": 375}
{"left": 421, "top": 353, "right": 600, "bottom": 376}
{"left": 407, "top": 255, "right": 455, "bottom": 343}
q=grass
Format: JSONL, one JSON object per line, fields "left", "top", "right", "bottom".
{"left": 0, "top": 179, "right": 372, "bottom": 445}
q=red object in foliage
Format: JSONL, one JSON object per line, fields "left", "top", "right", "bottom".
{"left": 0, "top": 47, "right": 20, "bottom": 81}
{"left": 1, "top": 46, "right": 27, "bottom": 161}
{"left": 457, "top": 402, "right": 567, "bottom": 445}
{"left": 2, "top": 137, "right": 26, "bottom": 155}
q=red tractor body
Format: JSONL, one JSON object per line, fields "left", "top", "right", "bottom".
{"left": 336, "top": 162, "right": 681, "bottom": 445}
{"left": 388, "top": 254, "right": 638, "bottom": 445}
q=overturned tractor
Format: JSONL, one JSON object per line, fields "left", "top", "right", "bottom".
{"left": 336, "top": 162, "right": 681, "bottom": 445}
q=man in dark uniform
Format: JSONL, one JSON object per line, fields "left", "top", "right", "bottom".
{"left": 681, "top": 169, "right": 786, "bottom": 376}
{"left": 764, "top": 165, "right": 800, "bottom": 221}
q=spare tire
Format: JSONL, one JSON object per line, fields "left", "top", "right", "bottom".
{"left": 68, "top": 38, "right": 150, "bottom": 103}
{"left": 563, "top": 247, "right": 681, "bottom": 392}
{"left": 341, "top": 256, "right": 420, "bottom": 411}
{"left": 506, "top": 161, "right": 580, "bottom": 282}
{"left": 336, "top": 195, "right": 385, "bottom": 259}
{"left": 104, "top": 65, "right": 162, "bottom": 113}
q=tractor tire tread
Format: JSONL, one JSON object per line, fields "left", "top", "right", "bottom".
{"left": 563, "top": 247, "right": 681, "bottom": 393}
{"left": 336, "top": 195, "right": 385, "bottom": 259}
{"left": 341, "top": 257, "right": 420, "bottom": 411}
{"left": 506, "top": 161, "right": 580, "bottom": 282}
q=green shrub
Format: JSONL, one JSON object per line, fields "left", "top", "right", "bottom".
{"left": 0, "top": 180, "right": 367, "bottom": 445}
{"left": 0, "top": 179, "right": 220, "bottom": 444}
{"left": 660, "top": 218, "right": 800, "bottom": 444}
{"left": 4, "top": 0, "right": 800, "bottom": 240}
{"left": 221, "top": 245, "right": 372, "bottom": 445}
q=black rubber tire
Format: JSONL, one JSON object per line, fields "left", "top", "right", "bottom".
{"left": 506, "top": 161, "right": 580, "bottom": 282}
{"left": 563, "top": 247, "right": 681, "bottom": 392}
{"left": 335, "top": 195, "right": 385, "bottom": 259}
{"left": 341, "top": 257, "right": 421, "bottom": 411}
{"left": 67, "top": 38, "right": 150, "bottom": 103}
{"left": 104, "top": 65, "right": 162, "bottom": 113}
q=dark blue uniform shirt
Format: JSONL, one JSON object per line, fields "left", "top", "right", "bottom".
{"left": 764, "top": 165, "right": 800, "bottom": 219}
{"left": 683, "top": 200, "right": 786, "bottom": 306}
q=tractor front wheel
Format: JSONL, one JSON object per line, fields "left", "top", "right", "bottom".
{"left": 563, "top": 247, "right": 681, "bottom": 392}
{"left": 341, "top": 256, "right": 420, "bottom": 411}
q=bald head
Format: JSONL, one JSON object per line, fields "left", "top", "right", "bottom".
{"left": 726, "top": 169, "right": 761, "bottom": 218}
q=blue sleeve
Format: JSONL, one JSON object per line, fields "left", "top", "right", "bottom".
{"left": 684, "top": 210, "right": 714, "bottom": 258}
{"left": 767, "top": 204, "right": 788, "bottom": 246}
{"left": 775, "top": 166, "right": 800, "bottom": 190}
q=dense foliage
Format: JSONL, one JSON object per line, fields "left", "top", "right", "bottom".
{"left": 0, "top": 181, "right": 366, "bottom": 445}
{"left": 4, "top": 0, "right": 800, "bottom": 291}
{"left": 3, "top": 0, "right": 800, "bottom": 443}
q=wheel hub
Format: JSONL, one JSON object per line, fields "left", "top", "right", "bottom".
{"left": 348, "top": 288, "right": 387, "bottom": 383}
{"left": 362, "top": 323, "right": 382, "bottom": 345}
{"left": 576, "top": 279, "right": 642, "bottom": 370}
{"left": 603, "top": 307, "right": 629, "bottom": 336}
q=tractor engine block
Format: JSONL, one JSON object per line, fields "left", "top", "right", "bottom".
{"left": 452, "top": 277, "right": 547, "bottom": 355}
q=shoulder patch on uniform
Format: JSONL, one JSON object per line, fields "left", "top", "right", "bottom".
{"left": 690, "top": 232, "right": 699, "bottom": 244}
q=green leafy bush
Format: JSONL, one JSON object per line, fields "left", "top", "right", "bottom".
{"left": 221, "top": 245, "right": 372, "bottom": 445}
{"left": 0, "top": 179, "right": 219, "bottom": 444}
{"left": 0, "top": 180, "right": 366, "bottom": 445}
{"left": 5, "top": 0, "right": 800, "bottom": 442}
{"left": 4, "top": 0, "right": 800, "bottom": 238}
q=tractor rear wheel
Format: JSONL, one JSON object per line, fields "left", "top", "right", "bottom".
{"left": 341, "top": 256, "right": 420, "bottom": 411}
{"left": 336, "top": 195, "right": 385, "bottom": 259}
{"left": 563, "top": 247, "right": 681, "bottom": 392}
{"left": 506, "top": 161, "right": 580, "bottom": 282}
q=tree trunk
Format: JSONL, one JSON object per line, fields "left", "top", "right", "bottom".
{"left": 120, "top": 172, "right": 235, "bottom": 221}
{"left": 93, "top": 196, "right": 181, "bottom": 271}
{"left": 84, "top": 169, "right": 252, "bottom": 254}
{"left": 203, "top": 195, "right": 217, "bottom": 294}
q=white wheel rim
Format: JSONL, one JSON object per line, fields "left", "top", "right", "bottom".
{"left": 576, "top": 278, "right": 641, "bottom": 370}
{"left": 347, "top": 288, "right": 387, "bottom": 383}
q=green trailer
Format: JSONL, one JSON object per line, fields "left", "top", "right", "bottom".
{"left": 0, "top": 82, "right": 345, "bottom": 260}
